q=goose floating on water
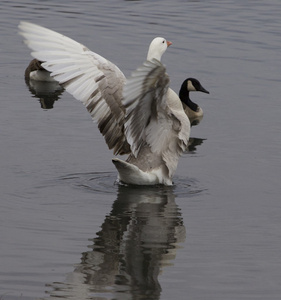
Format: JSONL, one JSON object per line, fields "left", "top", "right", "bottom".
{"left": 19, "top": 21, "right": 207, "bottom": 185}
{"left": 24, "top": 58, "right": 64, "bottom": 109}
{"left": 25, "top": 58, "right": 57, "bottom": 82}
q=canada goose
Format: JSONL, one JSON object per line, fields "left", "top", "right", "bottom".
{"left": 25, "top": 58, "right": 56, "bottom": 82}
{"left": 179, "top": 78, "right": 209, "bottom": 125}
{"left": 18, "top": 22, "right": 191, "bottom": 185}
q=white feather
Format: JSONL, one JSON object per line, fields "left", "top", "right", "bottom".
{"left": 19, "top": 21, "right": 189, "bottom": 185}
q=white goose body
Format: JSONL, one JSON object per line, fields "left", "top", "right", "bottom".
{"left": 114, "top": 86, "right": 189, "bottom": 185}
{"left": 19, "top": 22, "right": 190, "bottom": 185}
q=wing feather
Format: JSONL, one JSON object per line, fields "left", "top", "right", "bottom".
{"left": 123, "top": 59, "right": 170, "bottom": 156}
{"left": 123, "top": 59, "right": 190, "bottom": 177}
{"left": 19, "top": 21, "right": 130, "bottom": 155}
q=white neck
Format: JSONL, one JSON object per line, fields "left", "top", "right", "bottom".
{"left": 147, "top": 51, "right": 162, "bottom": 61}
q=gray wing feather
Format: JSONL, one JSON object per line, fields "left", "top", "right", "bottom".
{"left": 123, "top": 59, "right": 190, "bottom": 178}
{"left": 123, "top": 59, "right": 169, "bottom": 156}
{"left": 19, "top": 21, "right": 130, "bottom": 155}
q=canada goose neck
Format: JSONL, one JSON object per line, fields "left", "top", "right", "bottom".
{"left": 179, "top": 87, "right": 199, "bottom": 112}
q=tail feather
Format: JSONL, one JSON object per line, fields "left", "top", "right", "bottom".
{"left": 112, "top": 158, "right": 163, "bottom": 185}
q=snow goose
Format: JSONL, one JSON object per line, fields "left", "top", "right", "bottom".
{"left": 18, "top": 21, "right": 188, "bottom": 185}
{"left": 179, "top": 78, "right": 209, "bottom": 125}
{"left": 113, "top": 59, "right": 190, "bottom": 185}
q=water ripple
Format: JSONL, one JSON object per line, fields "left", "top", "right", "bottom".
{"left": 58, "top": 171, "right": 206, "bottom": 198}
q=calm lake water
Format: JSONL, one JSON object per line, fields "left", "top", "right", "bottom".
{"left": 1, "top": 0, "right": 281, "bottom": 299}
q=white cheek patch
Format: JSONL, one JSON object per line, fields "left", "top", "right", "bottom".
{"left": 187, "top": 80, "right": 196, "bottom": 92}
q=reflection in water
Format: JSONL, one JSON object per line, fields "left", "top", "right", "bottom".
{"left": 45, "top": 185, "right": 185, "bottom": 300}
{"left": 24, "top": 59, "right": 64, "bottom": 109}
{"left": 186, "top": 137, "right": 206, "bottom": 154}
{"left": 25, "top": 78, "right": 64, "bottom": 109}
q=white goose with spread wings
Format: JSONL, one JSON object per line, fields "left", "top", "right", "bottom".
{"left": 18, "top": 21, "right": 190, "bottom": 185}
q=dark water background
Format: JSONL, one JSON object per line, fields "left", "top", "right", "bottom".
{"left": 1, "top": 1, "right": 281, "bottom": 299}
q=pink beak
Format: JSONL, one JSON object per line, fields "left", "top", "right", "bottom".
{"left": 167, "top": 41, "right": 172, "bottom": 47}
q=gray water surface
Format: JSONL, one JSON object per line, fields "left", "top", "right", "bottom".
{"left": 1, "top": 1, "right": 281, "bottom": 299}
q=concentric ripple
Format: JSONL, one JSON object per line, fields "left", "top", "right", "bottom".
{"left": 58, "top": 171, "right": 206, "bottom": 198}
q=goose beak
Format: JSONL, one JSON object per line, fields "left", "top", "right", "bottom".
{"left": 167, "top": 41, "right": 172, "bottom": 47}
{"left": 199, "top": 85, "right": 210, "bottom": 94}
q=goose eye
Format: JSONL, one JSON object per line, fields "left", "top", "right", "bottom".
{"left": 162, "top": 40, "right": 165, "bottom": 43}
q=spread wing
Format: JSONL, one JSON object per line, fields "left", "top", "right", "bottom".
{"left": 123, "top": 59, "right": 190, "bottom": 177}
{"left": 18, "top": 21, "right": 130, "bottom": 155}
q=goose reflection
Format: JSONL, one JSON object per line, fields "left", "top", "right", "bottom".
{"left": 24, "top": 59, "right": 64, "bottom": 109}
{"left": 186, "top": 137, "right": 206, "bottom": 154}
{"left": 46, "top": 185, "right": 185, "bottom": 300}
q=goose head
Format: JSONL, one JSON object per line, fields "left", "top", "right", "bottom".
{"left": 179, "top": 78, "right": 209, "bottom": 112}
{"left": 147, "top": 37, "right": 172, "bottom": 61}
